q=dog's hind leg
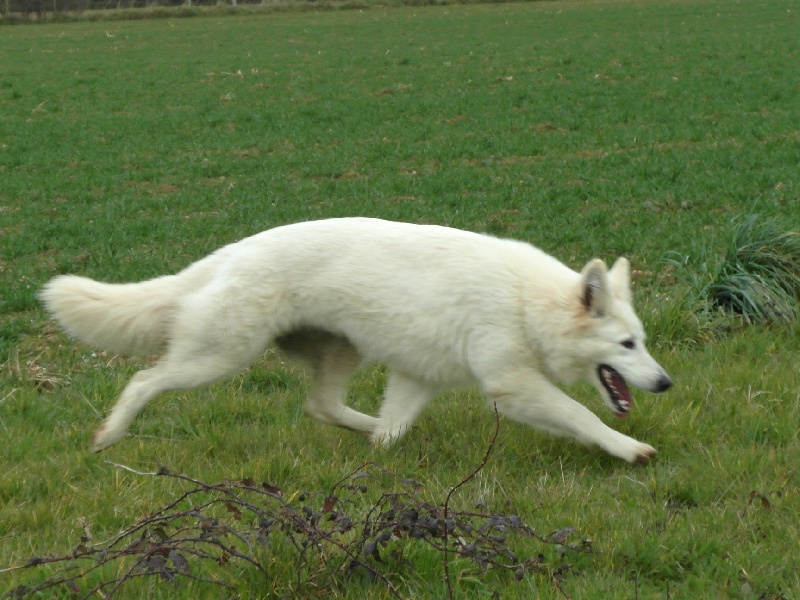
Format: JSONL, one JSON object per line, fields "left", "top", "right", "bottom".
{"left": 92, "top": 295, "right": 274, "bottom": 451}
{"left": 371, "top": 371, "right": 436, "bottom": 446}
{"left": 278, "top": 329, "right": 378, "bottom": 434}
{"left": 305, "top": 341, "right": 379, "bottom": 435}
{"left": 92, "top": 349, "right": 261, "bottom": 451}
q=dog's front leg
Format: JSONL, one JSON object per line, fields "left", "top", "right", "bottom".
{"left": 484, "top": 372, "right": 656, "bottom": 463}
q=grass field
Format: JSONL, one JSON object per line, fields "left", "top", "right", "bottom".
{"left": 1, "top": 0, "right": 799, "bottom": 597}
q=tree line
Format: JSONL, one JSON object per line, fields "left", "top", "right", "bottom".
{"left": 3, "top": 0, "right": 279, "bottom": 19}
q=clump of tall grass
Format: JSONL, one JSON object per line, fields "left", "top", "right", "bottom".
{"left": 665, "top": 215, "right": 800, "bottom": 335}
{"left": 709, "top": 215, "right": 800, "bottom": 323}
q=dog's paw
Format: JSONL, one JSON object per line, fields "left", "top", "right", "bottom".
{"left": 92, "top": 423, "right": 125, "bottom": 452}
{"left": 369, "top": 430, "right": 396, "bottom": 447}
{"left": 632, "top": 442, "right": 657, "bottom": 464}
{"left": 606, "top": 434, "right": 657, "bottom": 463}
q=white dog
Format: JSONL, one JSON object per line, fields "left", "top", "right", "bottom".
{"left": 40, "top": 218, "right": 671, "bottom": 463}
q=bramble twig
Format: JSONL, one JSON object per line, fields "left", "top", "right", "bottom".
{"left": 4, "top": 425, "right": 589, "bottom": 599}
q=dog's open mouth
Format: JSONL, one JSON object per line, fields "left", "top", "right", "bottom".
{"left": 598, "top": 364, "right": 632, "bottom": 418}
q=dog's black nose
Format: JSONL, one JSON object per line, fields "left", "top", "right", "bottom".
{"left": 654, "top": 375, "right": 672, "bottom": 393}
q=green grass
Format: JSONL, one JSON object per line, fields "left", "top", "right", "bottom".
{"left": 1, "top": 0, "right": 799, "bottom": 597}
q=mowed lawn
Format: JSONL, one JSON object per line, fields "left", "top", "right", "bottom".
{"left": 1, "top": 0, "right": 799, "bottom": 597}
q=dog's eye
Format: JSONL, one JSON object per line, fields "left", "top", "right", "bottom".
{"left": 621, "top": 339, "right": 636, "bottom": 350}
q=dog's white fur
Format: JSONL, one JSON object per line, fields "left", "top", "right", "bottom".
{"left": 40, "top": 217, "right": 671, "bottom": 463}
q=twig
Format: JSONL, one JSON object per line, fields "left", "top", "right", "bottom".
{"left": 0, "top": 387, "right": 18, "bottom": 405}
{"left": 443, "top": 403, "right": 501, "bottom": 600}
{"left": 104, "top": 461, "right": 159, "bottom": 476}
{"left": 79, "top": 392, "right": 103, "bottom": 418}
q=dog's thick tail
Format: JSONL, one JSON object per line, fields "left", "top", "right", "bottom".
{"left": 39, "top": 274, "right": 184, "bottom": 356}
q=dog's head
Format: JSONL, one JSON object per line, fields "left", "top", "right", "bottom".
{"left": 577, "top": 257, "right": 672, "bottom": 417}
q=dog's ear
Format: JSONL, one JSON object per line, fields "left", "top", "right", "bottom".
{"left": 580, "top": 259, "right": 611, "bottom": 318}
{"left": 608, "top": 257, "right": 632, "bottom": 303}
